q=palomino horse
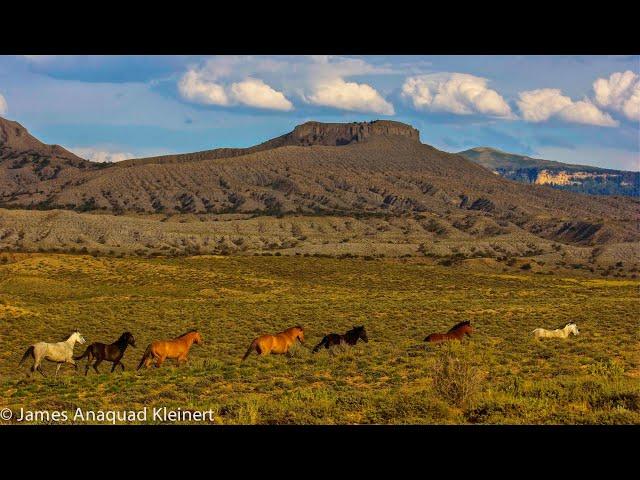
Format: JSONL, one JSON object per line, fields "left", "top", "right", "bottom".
{"left": 137, "top": 330, "right": 203, "bottom": 370}
{"left": 532, "top": 323, "right": 579, "bottom": 339}
{"left": 242, "top": 326, "right": 305, "bottom": 360}
{"left": 74, "top": 332, "right": 136, "bottom": 375}
{"left": 19, "top": 330, "right": 86, "bottom": 377}
{"left": 424, "top": 321, "right": 473, "bottom": 343}
{"left": 312, "top": 326, "right": 368, "bottom": 354}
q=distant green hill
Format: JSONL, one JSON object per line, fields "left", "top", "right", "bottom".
{"left": 459, "top": 147, "right": 639, "bottom": 197}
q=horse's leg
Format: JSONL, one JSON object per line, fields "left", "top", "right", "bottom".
{"left": 32, "top": 353, "right": 42, "bottom": 376}
{"left": 55, "top": 363, "right": 62, "bottom": 377}
{"left": 155, "top": 355, "right": 165, "bottom": 368}
{"left": 111, "top": 356, "right": 123, "bottom": 373}
{"left": 120, "top": 361, "right": 125, "bottom": 371}
{"left": 38, "top": 365, "right": 47, "bottom": 377}
{"left": 93, "top": 359, "right": 102, "bottom": 374}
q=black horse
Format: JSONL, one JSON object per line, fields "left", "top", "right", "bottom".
{"left": 74, "top": 332, "right": 136, "bottom": 375}
{"left": 312, "top": 326, "right": 368, "bottom": 354}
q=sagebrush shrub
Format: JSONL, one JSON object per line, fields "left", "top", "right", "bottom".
{"left": 432, "top": 344, "right": 485, "bottom": 408}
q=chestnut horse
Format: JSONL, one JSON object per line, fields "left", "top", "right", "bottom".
{"left": 74, "top": 332, "right": 136, "bottom": 375}
{"left": 137, "top": 330, "right": 203, "bottom": 370}
{"left": 242, "top": 326, "right": 305, "bottom": 360}
{"left": 424, "top": 321, "right": 473, "bottom": 343}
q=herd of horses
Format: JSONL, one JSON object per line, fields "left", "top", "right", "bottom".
{"left": 17, "top": 320, "right": 580, "bottom": 377}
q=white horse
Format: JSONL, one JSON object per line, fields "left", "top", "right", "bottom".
{"left": 19, "top": 331, "right": 86, "bottom": 377}
{"left": 532, "top": 323, "right": 580, "bottom": 339}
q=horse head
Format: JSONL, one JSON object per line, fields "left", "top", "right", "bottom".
{"left": 193, "top": 331, "right": 204, "bottom": 346}
{"left": 464, "top": 322, "right": 474, "bottom": 336}
{"left": 567, "top": 323, "right": 579, "bottom": 336}
{"left": 123, "top": 331, "right": 136, "bottom": 347}
{"left": 294, "top": 326, "right": 305, "bottom": 343}
{"left": 72, "top": 330, "right": 86, "bottom": 344}
{"left": 354, "top": 325, "right": 368, "bottom": 343}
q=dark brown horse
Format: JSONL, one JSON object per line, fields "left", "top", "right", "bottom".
{"left": 74, "top": 332, "right": 136, "bottom": 375}
{"left": 424, "top": 321, "right": 473, "bottom": 343}
{"left": 312, "top": 326, "right": 368, "bottom": 353}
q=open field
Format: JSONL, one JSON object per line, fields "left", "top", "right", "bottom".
{"left": 0, "top": 253, "right": 638, "bottom": 424}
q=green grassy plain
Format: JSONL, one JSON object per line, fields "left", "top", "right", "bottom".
{"left": 0, "top": 253, "right": 638, "bottom": 424}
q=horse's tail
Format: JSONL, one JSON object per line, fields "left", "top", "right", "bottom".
{"left": 73, "top": 345, "right": 92, "bottom": 361}
{"left": 19, "top": 345, "right": 34, "bottom": 366}
{"left": 137, "top": 345, "right": 152, "bottom": 370}
{"left": 312, "top": 336, "right": 328, "bottom": 353}
{"left": 242, "top": 339, "right": 257, "bottom": 361}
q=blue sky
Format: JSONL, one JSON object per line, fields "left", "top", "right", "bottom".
{"left": 0, "top": 55, "right": 638, "bottom": 170}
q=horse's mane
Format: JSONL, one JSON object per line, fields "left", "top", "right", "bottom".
{"left": 175, "top": 329, "right": 198, "bottom": 339}
{"left": 59, "top": 331, "right": 78, "bottom": 341}
{"left": 447, "top": 320, "right": 471, "bottom": 333}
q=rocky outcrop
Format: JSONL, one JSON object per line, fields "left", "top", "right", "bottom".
{"left": 286, "top": 120, "right": 420, "bottom": 146}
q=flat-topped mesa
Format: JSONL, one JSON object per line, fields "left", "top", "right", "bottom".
{"left": 287, "top": 120, "right": 420, "bottom": 146}
{"left": 116, "top": 120, "right": 423, "bottom": 167}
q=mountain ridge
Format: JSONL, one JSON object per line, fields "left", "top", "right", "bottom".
{"left": 1, "top": 117, "right": 638, "bottom": 251}
{"left": 459, "top": 146, "right": 639, "bottom": 196}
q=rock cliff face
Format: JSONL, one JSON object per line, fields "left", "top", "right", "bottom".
{"left": 534, "top": 169, "right": 629, "bottom": 187}
{"left": 286, "top": 120, "right": 420, "bottom": 146}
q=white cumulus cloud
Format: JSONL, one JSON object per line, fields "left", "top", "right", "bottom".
{"left": 0, "top": 93, "right": 7, "bottom": 115}
{"left": 593, "top": 70, "right": 640, "bottom": 122}
{"left": 178, "top": 63, "right": 291, "bottom": 111}
{"left": 177, "top": 56, "right": 395, "bottom": 115}
{"left": 401, "top": 73, "right": 513, "bottom": 118}
{"left": 307, "top": 78, "right": 395, "bottom": 115}
{"left": 517, "top": 88, "right": 617, "bottom": 127}
{"left": 516, "top": 89, "right": 572, "bottom": 122}
{"left": 229, "top": 78, "right": 293, "bottom": 111}
{"left": 68, "top": 147, "right": 135, "bottom": 163}
{"left": 178, "top": 70, "right": 230, "bottom": 106}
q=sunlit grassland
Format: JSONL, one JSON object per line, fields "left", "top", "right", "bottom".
{"left": 0, "top": 253, "right": 638, "bottom": 424}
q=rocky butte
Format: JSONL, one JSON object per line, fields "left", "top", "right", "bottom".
{"left": 283, "top": 120, "right": 421, "bottom": 146}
